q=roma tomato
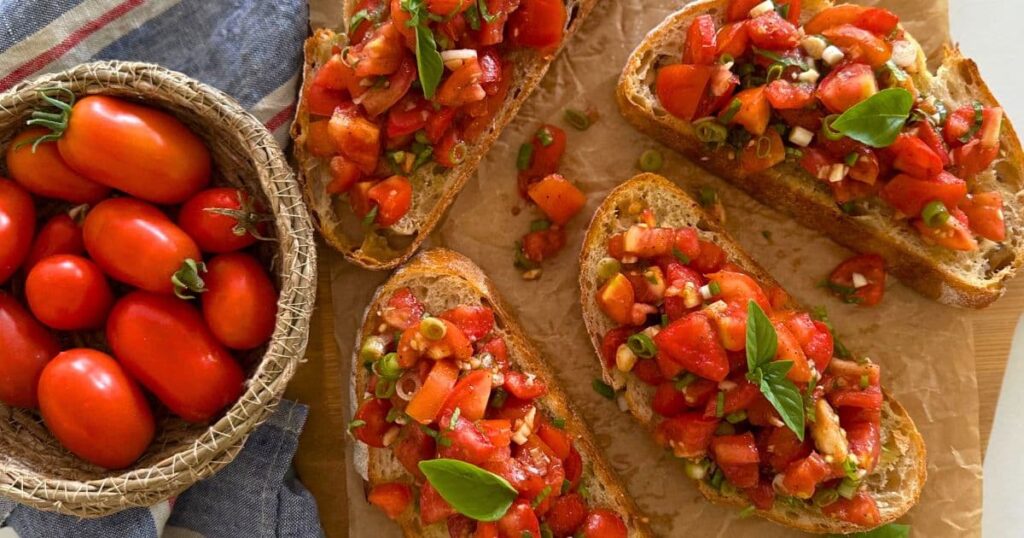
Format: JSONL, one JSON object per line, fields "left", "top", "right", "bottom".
{"left": 38, "top": 349, "right": 155, "bottom": 469}
{"left": 23, "top": 212, "right": 84, "bottom": 271}
{"left": 26, "top": 255, "right": 114, "bottom": 331}
{"left": 0, "top": 292, "right": 60, "bottom": 408}
{"left": 106, "top": 291, "right": 245, "bottom": 423}
{"left": 508, "top": 0, "right": 566, "bottom": 52}
{"left": 83, "top": 198, "right": 204, "bottom": 297}
{"left": 202, "top": 253, "right": 278, "bottom": 350}
{"left": 178, "top": 188, "right": 268, "bottom": 253}
{"left": 0, "top": 179, "right": 35, "bottom": 285}
{"left": 6, "top": 129, "right": 110, "bottom": 204}
{"left": 57, "top": 95, "right": 211, "bottom": 204}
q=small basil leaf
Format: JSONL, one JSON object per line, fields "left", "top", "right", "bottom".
{"left": 414, "top": 24, "right": 444, "bottom": 99}
{"left": 757, "top": 361, "right": 806, "bottom": 441}
{"left": 830, "top": 88, "right": 914, "bottom": 148}
{"left": 745, "top": 300, "right": 777, "bottom": 372}
{"left": 419, "top": 459, "right": 517, "bottom": 521}
{"left": 827, "top": 523, "right": 910, "bottom": 538}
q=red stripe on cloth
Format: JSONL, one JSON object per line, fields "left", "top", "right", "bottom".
{"left": 0, "top": 0, "right": 145, "bottom": 92}
{"left": 264, "top": 102, "right": 297, "bottom": 132}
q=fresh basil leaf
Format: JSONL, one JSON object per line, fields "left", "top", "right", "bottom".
{"left": 419, "top": 459, "right": 517, "bottom": 521}
{"left": 830, "top": 88, "right": 914, "bottom": 148}
{"left": 756, "top": 361, "right": 806, "bottom": 441}
{"left": 745, "top": 300, "right": 777, "bottom": 372}
{"left": 827, "top": 523, "right": 910, "bottom": 538}
{"left": 414, "top": 23, "right": 444, "bottom": 99}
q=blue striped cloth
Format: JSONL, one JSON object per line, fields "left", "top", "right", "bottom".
{"left": 0, "top": 0, "right": 320, "bottom": 536}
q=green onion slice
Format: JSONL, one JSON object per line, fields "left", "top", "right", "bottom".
{"left": 639, "top": 149, "right": 663, "bottom": 172}
{"left": 563, "top": 108, "right": 591, "bottom": 131}
{"left": 694, "top": 118, "right": 728, "bottom": 144}
{"left": 516, "top": 143, "right": 534, "bottom": 170}
{"left": 921, "top": 200, "right": 950, "bottom": 228}
{"left": 821, "top": 114, "right": 845, "bottom": 141}
{"left": 627, "top": 333, "right": 657, "bottom": 359}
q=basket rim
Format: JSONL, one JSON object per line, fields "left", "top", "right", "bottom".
{"left": 0, "top": 60, "right": 316, "bottom": 516}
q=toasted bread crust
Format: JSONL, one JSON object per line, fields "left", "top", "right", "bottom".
{"left": 352, "top": 249, "right": 653, "bottom": 537}
{"left": 616, "top": 0, "right": 1024, "bottom": 308}
{"left": 578, "top": 174, "right": 927, "bottom": 534}
{"left": 292, "top": 0, "right": 599, "bottom": 270}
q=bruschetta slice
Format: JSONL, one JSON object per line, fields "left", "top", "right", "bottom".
{"left": 579, "top": 173, "right": 926, "bottom": 534}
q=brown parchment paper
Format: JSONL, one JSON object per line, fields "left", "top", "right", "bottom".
{"left": 315, "top": 1, "right": 983, "bottom": 535}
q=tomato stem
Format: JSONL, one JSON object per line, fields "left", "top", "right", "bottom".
{"left": 171, "top": 259, "right": 208, "bottom": 300}
{"left": 24, "top": 88, "right": 76, "bottom": 152}
{"left": 202, "top": 190, "right": 275, "bottom": 241}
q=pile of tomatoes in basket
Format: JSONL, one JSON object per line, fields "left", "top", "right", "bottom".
{"left": 0, "top": 91, "right": 278, "bottom": 470}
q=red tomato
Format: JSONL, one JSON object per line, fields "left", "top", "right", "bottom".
{"left": 406, "top": 359, "right": 460, "bottom": 424}
{"left": 765, "top": 80, "right": 815, "bottom": 110}
{"left": 178, "top": 188, "right": 267, "bottom": 253}
{"left": 328, "top": 104, "right": 381, "bottom": 174}
{"left": 519, "top": 125, "right": 567, "bottom": 186}
{"left": 913, "top": 207, "right": 978, "bottom": 251}
{"left": 397, "top": 320, "right": 473, "bottom": 367}
{"left": 58, "top": 96, "right": 211, "bottom": 204}
{"left": 744, "top": 480, "right": 777, "bottom": 510}
{"left": 760, "top": 425, "right": 812, "bottom": 473}
{"left": 6, "top": 129, "right": 110, "bottom": 203}
{"left": 382, "top": 288, "right": 426, "bottom": 330}
{"left": 656, "top": 312, "right": 730, "bottom": 381}
{"left": 704, "top": 376, "right": 760, "bottom": 418}
{"left": 953, "top": 139, "right": 999, "bottom": 180}
{"left": 327, "top": 156, "right": 363, "bottom": 195}
{"left": 312, "top": 52, "right": 360, "bottom": 92}
{"left": 620, "top": 226, "right": 700, "bottom": 259}
{"left": 961, "top": 192, "right": 1005, "bottom": 241}
{"left": 817, "top": 63, "right": 878, "bottom": 114}
{"left": 804, "top": 5, "right": 899, "bottom": 35}
{"left": 106, "top": 291, "right": 245, "bottom": 422}
{"left": 546, "top": 493, "right": 587, "bottom": 537}
{"left": 26, "top": 255, "right": 113, "bottom": 331}
{"left": 23, "top": 213, "right": 84, "bottom": 272}
{"left": 779, "top": 312, "right": 833, "bottom": 372}
{"left": 0, "top": 292, "right": 60, "bottom": 408}
{"left": 739, "top": 127, "right": 785, "bottom": 174}
{"left": 915, "top": 121, "right": 951, "bottom": 167}
{"left": 439, "top": 305, "right": 495, "bottom": 342}
{"left": 306, "top": 84, "right": 346, "bottom": 117}
{"left": 386, "top": 96, "right": 429, "bottom": 138}
{"left": 599, "top": 328, "right": 632, "bottom": 368}
{"left": 716, "top": 22, "right": 749, "bottom": 58}
{"left": 780, "top": 451, "right": 831, "bottom": 498}
{"left": 747, "top": 12, "right": 800, "bottom": 50}
{"left": 654, "top": 412, "right": 719, "bottom": 458}
{"left": 821, "top": 25, "right": 892, "bottom": 67}
{"left": 201, "top": 253, "right": 277, "bottom": 350}
{"left": 305, "top": 120, "right": 339, "bottom": 158}
{"left": 683, "top": 15, "right": 718, "bottom": 65}
{"left": 828, "top": 253, "right": 886, "bottom": 306}
{"left": 579, "top": 509, "right": 628, "bottom": 538}
{"left": 822, "top": 492, "right": 881, "bottom": 527}
{"left": 847, "top": 147, "right": 881, "bottom": 185}
{"left": 528, "top": 174, "right": 586, "bottom": 225}
{"left": 359, "top": 55, "right": 418, "bottom": 118}
{"left": 439, "top": 370, "right": 493, "bottom": 421}
{"left": 420, "top": 482, "right": 457, "bottom": 526}
{"left": 83, "top": 198, "right": 203, "bottom": 296}
{"left": 38, "top": 349, "right": 155, "bottom": 469}
{"left": 889, "top": 133, "right": 944, "bottom": 179}
{"left": 437, "top": 58, "right": 486, "bottom": 108}
{"left": 652, "top": 382, "right": 689, "bottom": 417}
{"left": 726, "top": 0, "right": 763, "bottom": 21}
{"left": 367, "top": 176, "right": 413, "bottom": 227}
{"left": 0, "top": 179, "right": 35, "bottom": 285}
{"left": 880, "top": 171, "right": 967, "bottom": 218}
{"left": 386, "top": 424, "right": 432, "bottom": 483}
{"left": 829, "top": 385, "right": 884, "bottom": 411}
{"left": 944, "top": 105, "right": 977, "bottom": 146}
{"left": 723, "top": 87, "right": 770, "bottom": 136}
{"left": 498, "top": 500, "right": 541, "bottom": 538}
{"left": 352, "top": 397, "right": 392, "bottom": 448}
{"left": 690, "top": 240, "right": 726, "bottom": 273}
{"left": 596, "top": 273, "right": 635, "bottom": 326}
{"left": 773, "top": 321, "right": 813, "bottom": 383}
{"left": 633, "top": 359, "right": 667, "bottom": 386}
{"left": 713, "top": 432, "right": 760, "bottom": 465}
{"left": 845, "top": 420, "right": 881, "bottom": 473}
{"left": 351, "top": 21, "right": 405, "bottom": 77}
{"left": 707, "top": 270, "right": 772, "bottom": 311}
{"left": 508, "top": 0, "right": 566, "bottom": 52}
{"left": 656, "top": 64, "right": 714, "bottom": 122}
{"left": 504, "top": 370, "right": 548, "bottom": 400}
{"left": 536, "top": 422, "right": 571, "bottom": 461}
{"left": 438, "top": 412, "right": 503, "bottom": 465}
{"left": 368, "top": 482, "right": 411, "bottom": 520}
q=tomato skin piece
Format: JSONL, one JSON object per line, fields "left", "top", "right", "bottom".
{"left": 528, "top": 174, "right": 586, "bottom": 226}
{"left": 367, "top": 176, "right": 413, "bottom": 227}
{"left": 405, "top": 359, "right": 459, "bottom": 424}
{"left": 690, "top": 240, "right": 727, "bottom": 274}
{"left": 368, "top": 482, "right": 412, "bottom": 520}
{"left": 845, "top": 420, "right": 881, "bottom": 473}
{"left": 26, "top": 255, "right": 114, "bottom": 331}
{"left": 723, "top": 87, "right": 770, "bottom": 136}
{"left": 780, "top": 451, "right": 831, "bottom": 498}
{"left": 822, "top": 492, "right": 881, "bottom": 527}
{"left": 804, "top": 5, "right": 899, "bottom": 35}
{"left": 24, "top": 213, "right": 84, "bottom": 272}
{"left": 739, "top": 127, "right": 785, "bottom": 174}
{"left": 596, "top": 273, "right": 635, "bottom": 326}
{"left": 508, "top": 0, "right": 566, "bottom": 53}
{"left": 913, "top": 207, "right": 978, "bottom": 251}
{"left": 655, "top": 312, "right": 730, "bottom": 382}
{"left": 6, "top": 129, "right": 110, "bottom": 204}
{"left": 828, "top": 253, "right": 886, "bottom": 307}
{"left": 765, "top": 80, "right": 815, "bottom": 110}
{"left": 0, "top": 179, "right": 35, "bottom": 285}
{"left": 656, "top": 64, "right": 714, "bottom": 122}
{"left": 328, "top": 104, "right": 381, "bottom": 174}
{"left": 106, "top": 291, "right": 245, "bottom": 423}
{"left": 821, "top": 25, "right": 892, "bottom": 67}
{"left": 961, "top": 192, "right": 1006, "bottom": 242}
{"left": 652, "top": 382, "right": 689, "bottom": 417}
{"left": 726, "top": 0, "right": 762, "bottom": 21}
{"left": 202, "top": 253, "right": 278, "bottom": 350}
{"left": 497, "top": 499, "right": 541, "bottom": 538}
{"left": 178, "top": 188, "right": 265, "bottom": 253}
{"left": 683, "top": 15, "right": 718, "bottom": 65}
{"left": 0, "top": 291, "right": 60, "bottom": 408}
{"left": 382, "top": 287, "right": 425, "bottom": 330}
{"left": 420, "top": 482, "right": 457, "bottom": 526}
{"left": 439, "top": 369, "right": 492, "bottom": 421}
{"left": 352, "top": 397, "right": 392, "bottom": 448}
{"left": 817, "top": 63, "right": 878, "bottom": 114}
{"left": 747, "top": 12, "right": 800, "bottom": 51}
{"left": 38, "top": 349, "right": 155, "bottom": 469}
{"left": 83, "top": 198, "right": 202, "bottom": 295}
{"left": 546, "top": 493, "right": 588, "bottom": 537}
{"left": 579, "top": 509, "right": 628, "bottom": 538}
{"left": 889, "top": 133, "right": 944, "bottom": 179}
{"left": 59, "top": 96, "right": 211, "bottom": 204}
{"left": 760, "top": 425, "right": 812, "bottom": 473}
{"left": 879, "top": 171, "right": 967, "bottom": 218}
{"left": 716, "top": 22, "right": 749, "bottom": 58}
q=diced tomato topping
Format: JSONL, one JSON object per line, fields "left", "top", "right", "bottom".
{"left": 704, "top": 376, "right": 759, "bottom": 418}
{"left": 744, "top": 480, "right": 777, "bottom": 510}
{"left": 536, "top": 421, "right": 572, "bottom": 461}
{"left": 439, "top": 305, "right": 495, "bottom": 342}
{"left": 817, "top": 63, "right": 879, "bottom": 114}
{"left": 690, "top": 240, "right": 727, "bottom": 273}
{"left": 760, "top": 425, "right": 812, "bottom": 473}
{"left": 725, "top": 0, "right": 764, "bottom": 21}
{"left": 779, "top": 312, "right": 833, "bottom": 372}
{"left": 723, "top": 86, "right": 770, "bottom": 136}
{"left": 657, "top": 64, "right": 715, "bottom": 122}
{"left": 306, "top": 120, "right": 339, "bottom": 158}
{"left": 765, "top": 80, "right": 815, "bottom": 110}
{"left": 504, "top": 370, "right": 548, "bottom": 400}
{"left": 392, "top": 422, "right": 435, "bottom": 479}
{"left": 382, "top": 288, "right": 426, "bottom": 330}
{"left": 828, "top": 253, "right": 886, "bottom": 307}
{"left": 546, "top": 493, "right": 588, "bottom": 537}
{"left": 564, "top": 444, "right": 583, "bottom": 489}
{"left": 889, "top": 133, "right": 944, "bottom": 179}
{"left": 405, "top": 359, "right": 460, "bottom": 424}
{"left": 822, "top": 25, "right": 892, "bottom": 67}
{"left": 426, "top": 107, "right": 457, "bottom": 144}
{"left": 528, "top": 174, "right": 587, "bottom": 225}
{"left": 961, "top": 192, "right": 1006, "bottom": 242}
{"left": 655, "top": 312, "right": 730, "bottom": 382}
{"left": 915, "top": 121, "right": 951, "bottom": 167}
{"left": 739, "top": 127, "right": 786, "bottom": 174}
{"left": 780, "top": 451, "right": 831, "bottom": 498}
{"left": 707, "top": 271, "right": 771, "bottom": 312}
{"left": 434, "top": 128, "right": 467, "bottom": 168}
{"left": 653, "top": 382, "right": 689, "bottom": 417}
{"left": 712, "top": 432, "right": 759, "bottom": 465}
{"left": 522, "top": 227, "right": 567, "bottom": 263}
{"left": 683, "top": 15, "right": 718, "bottom": 65}
{"left": 654, "top": 412, "right": 719, "bottom": 458}
{"left": 474, "top": 522, "right": 499, "bottom": 538}
{"left": 822, "top": 492, "right": 882, "bottom": 527}
{"left": 845, "top": 420, "right": 881, "bottom": 473}
{"left": 828, "top": 385, "right": 884, "bottom": 410}
{"left": 476, "top": 0, "right": 512, "bottom": 46}
{"left": 847, "top": 146, "right": 881, "bottom": 185}
{"left": 508, "top": 0, "right": 567, "bottom": 53}
{"left": 352, "top": 397, "right": 391, "bottom": 448}
{"left": 306, "top": 84, "right": 347, "bottom": 117}
{"left": 367, "top": 176, "right": 413, "bottom": 226}
{"left": 439, "top": 370, "right": 493, "bottom": 421}
{"left": 313, "top": 52, "right": 359, "bottom": 91}
{"left": 953, "top": 139, "right": 1000, "bottom": 181}
{"left": 426, "top": 0, "right": 471, "bottom": 15}
{"left": 597, "top": 273, "right": 636, "bottom": 326}
{"left": 386, "top": 96, "right": 430, "bottom": 138}
{"left": 716, "top": 22, "right": 749, "bottom": 58}
{"left": 746, "top": 392, "right": 781, "bottom": 426}
{"left": 420, "top": 482, "right": 457, "bottom": 526}
{"left": 368, "top": 482, "right": 412, "bottom": 520}
{"left": 772, "top": 320, "right": 813, "bottom": 383}
{"left": 579, "top": 509, "right": 628, "bottom": 538}
{"left": 328, "top": 104, "right": 381, "bottom": 174}
{"left": 913, "top": 207, "right": 978, "bottom": 251}
{"left": 327, "top": 156, "right": 363, "bottom": 194}
{"left": 747, "top": 11, "right": 801, "bottom": 51}
{"left": 633, "top": 359, "right": 667, "bottom": 386}
{"left": 437, "top": 57, "right": 486, "bottom": 108}
{"left": 804, "top": 5, "right": 899, "bottom": 35}
{"left": 600, "top": 327, "right": 633, "bottom": 368}
{"left": 519, "top": 125, "right": 568, "bottom": 189}
{"left": 880, "top": 171, "right": 967, "bottom": 218}
{"left": 438, "top": 411, "right": 503, "bottom": 465}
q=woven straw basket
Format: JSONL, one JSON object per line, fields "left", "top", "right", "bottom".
{"left": 0, "top": 61, "right": 316, "bottom": 517}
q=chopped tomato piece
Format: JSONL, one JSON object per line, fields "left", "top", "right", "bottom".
{"left": 392, "top": 423, "right": 435, "bottom": 479}
{"left": 654, "top": 412, "right": 719, "bottom": 458}
{"left": 773, "top": 321, "right": 813, "bottom": 383}
{"left": 306, "top": 120, "right": 339, "bottom": 158}
{"left": 405, "top": 360, "right": 459, "bottom": 424}
{"left": 352, "top": 21, "right": 406, "bottom": 77}
{"left": 915, "top": 120, "right": 951, "bottom": 167}
{"left": 348, "top": 181, "right": 376, "bottom": 218}
{"left": 386, "top": 96, "right": 430, "bottom": 138}
{"left": 359, "top": 56, "right": 417, "bottom": 117}
{"left": 961, "top": 192, "right": 1006, "bottom": 242}
{"left": 367, "top": 176, "right": 413, "bottom": 227}
{"left": 778, "top": 312, "right": 833, "bottom": 372}
{"left": 716, "top": 22, "right": 749, "bottom": 58}
{"left": 889, "top": 133, "right": 944, "bottom": 179}
{"left": 828, "top": 253, "right": 886, "bottom": 307}
{"left": 655, "top": 312, "right": 730, "bottom": 382}
{"left": 760, "top": 425, "right": 812, "bottom": 473}
{"left": 847, "top": 147, "right": 881, "bottom": 185}
{"left": 845, "top": 420, "right": 881, "bottom": 473}
{"left": 352, "top": 397, "right": 391, "bottom": 448}
{"left": 528, "top": 174, "right": 586, "bottom": 225}
{"left": 313, "top": 53, "right": 359, "bottom": 92}
{"left": 707, "top": 270, "right": 772, "bottom": 312}
{"left": 765, "top": 80, "right": 815, "bottom": 110}
{"left": 880, "top": 171, "right": 967, "bottom": 218}
{"left": 817, "top": 63, "right": 879, "bottom": 114}
{"left": 437, "top": 57, "right": 486, "bottom": 108}
{"left": 822, "top": 25, "right": 892, "bottom": 67}
{"left": 434, "top": 129, "right": 467, "bottom": 168}
{"left": 723, "top": 87, "right": 770, "bottom": 136}
{"left": 780, "top": 452, "right": 832, "bottom": 499}
{"left": 953, "top": 140, "right": 999, "bottom": 180}
{"left": 426, "top": 107, "right": 457, "bottom": 143}
{"left": 634, "top": 358, "right": 668, "bottom": 386}
{"left": 328, "top": 104, "right": 380, "bottom": 174}
{"left": 704, "top": 376, "right": 759, "bottom": 418}
{"left": 508, "top": 0, "right": 566, "bottom": 53}
{"left": 683, "top": 15, "right": 718, "bottom": 65}
{"left": 600, "top": 327, "right": 633, "bottom": 368}
{"left": 653, "top": 382, "right": 689, "bottom": 417}
{"left": 739, "top": 127, "right": 786, "bottom": 174}
{"left": 829, "top": 385, "right": 884, "bottom": 410}
{"left": 439, "top": 370, "right": 492, "bottom": 421}
{"left": 657, "top": 64, "right": 715, "bottom": 122}
{"left": 382, "top": 288, "right": 426, "bottom": 330}
{"left": 522, "top": 227, "right": 567, "bottom": 263}
{"left": 579, "top": 509, "right": 628, "bottom": 538}
{"left": 519, "top": 125, "right": 568, "bottom": 187}
{"left": 327, "top": 156, "right": 363, "bottom": 194}
{"left": 747, "top": 12, "right": 800, "bottom": 50}
{"left": 805, "top": 5, "right": 899, "bottom": 35}
{"left": 439, "top": 305, "right": 495, "bottom": 342}
{"left": 690, "top": 240, "right": 727, "bottom": 273}
{"left": 725, "top": 0, "right": 763, "bottom": 22}
{"left": 822, "top": 492, "right": 882, "bottom": 527}
{"left": 712, "top": 433, "right": 759, "bottom": 486}
{"left": 420, "top": 482, "right": 456, "bottom": 526}
{"left": 597, "top": 273, "right": 636, "bottom": 326}
{"left": 546, "top": 493, "right": 588, "bottom": 537}
{"left": 368, "top": 483, "right": 411, "bottom": 520}
{"left": 914, "top": 207, "right": 978, "bottom": 251}
{"left": 426, "top": 0, "right": 471, "bottom": 15}
{"left": 438, "top": 411, "right": 503, "bottom": 465}
{"left": 744, "top": 480, "right": 777, "bottom": 510}
{"left": 504, "top": 370, "right": 548, "bottom": 400}
{"left": 306, "top": 84, "right": 347, "bottom": 117}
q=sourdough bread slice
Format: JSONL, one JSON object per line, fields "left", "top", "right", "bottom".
{"left": 578, "top": 173, "right": 927, "bottom": 534}
{"left": 352, "top": 248, "right": 653, "bottom": 537}
{"left": 291, "top": 0, "right": 598, "bottom": 270}
{"left": 616, "top": 0, "right": 1024, "bottom": 308}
